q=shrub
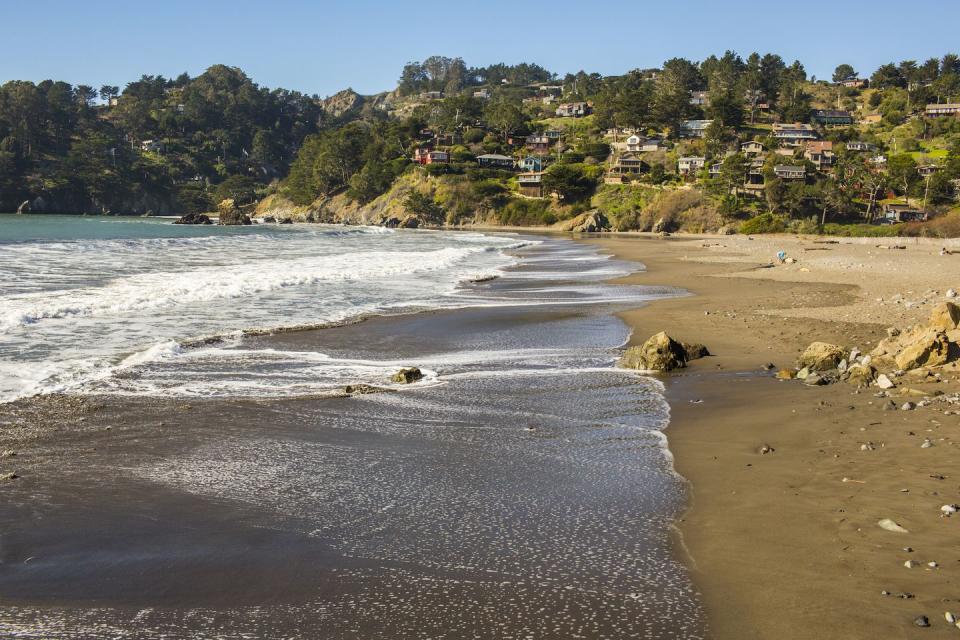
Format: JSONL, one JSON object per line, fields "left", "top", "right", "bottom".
{"left": 739, "top": 213, "right": 788, "bottom": 234}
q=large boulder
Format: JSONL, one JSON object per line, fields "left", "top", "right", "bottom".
{"left": 619, "top": 332, "right": 689, "bottom": 372}
{"left": 929, "top": 302, "right": 960, "bottom": 331}
{"left": 797, "top": 342, "right": 846, "bottom": 372}
{"left": 895, "top": 330, "right": 952, "bottom": 370}
{"left": 845, "top": 363, "right": 877, "bottom": 386}
{"left": 217, "top": 199, "right": 251, "bottom": 226}
{"left": 173, "top": 212, "right": 212, "bottom": 225}
{"left": 559, "top": 210, "right": 610, "bottom": 233}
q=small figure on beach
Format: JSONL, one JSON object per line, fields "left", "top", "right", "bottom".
{"left": 940, "top": 247, "right": 953, "bottom": 256}
{"left": 777, "top": 250, "right": 787, "bottom": 264}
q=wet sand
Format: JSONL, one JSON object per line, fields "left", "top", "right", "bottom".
{"left": 586, "top": 233, "right": 960, "bottom": 639}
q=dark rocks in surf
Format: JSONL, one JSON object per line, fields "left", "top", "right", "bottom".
{"left": 619, "top": 332, "right": 693, "bottom": 372}
{"left": 173, "top": 212, "right": 212, "bottom": 225}
{"left": 345, "top": 384, "right": 392, "bottom": 395}
{"left": 391, "top": 367, "right": 424, "bottom": 384}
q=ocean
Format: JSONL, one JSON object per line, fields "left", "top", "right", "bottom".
{"left": 0, "top": 214, "right": 704, "bottom": 638}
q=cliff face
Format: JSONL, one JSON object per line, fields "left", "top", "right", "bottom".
{"left": 256, "top": 173, "right": 448, "bottom": 227}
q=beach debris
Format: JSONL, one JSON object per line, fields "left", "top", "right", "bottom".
{"left": 946, "top": 612, "right": 957, "bottom": 625}
{"left": 947, "top": 289, "right": 957, "bottom": 299}
{"left": 797, "top": 342, "right": 846, "bottom": 372}
{"left": 904, "top": 560, "right": 919, "bottom": 568}
{"left": 913, "top": 615, "right": 930, "bottom": 627}
{"left": 941, "top": 504, "right": 958, "bottom": 516}
{"left": 759, "top": 444, "right": 775, "bottom": 455}
{"left": 878, "top": 518, "right": 909, "bottom": 533}
{"left": 920, "top": 438, "right": 933, "bottom": 448}
{"left": 927, "top": 561, "right": 938, "bottom": 568}
{"left": 876, "top": 374, "right": 896, "bottom": 389}
{"left": 391, "top": 367, "right": 424, "bottom": 384}
{"left": 619, "top": 332, "right": 693, "bottom": 372}
{"left": 0, "top": 472, "right": 18, "bottom": 481}
{"left": 468, "top": 274, "right": 499, "bottom": 284}
{"left": 902, "top": 402, "right": 916, "bottom": 411}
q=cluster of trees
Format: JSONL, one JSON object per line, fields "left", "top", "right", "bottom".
{"left": 870, "top": 54, "right": 960, "bottom": 103}
{"left": 397, "top": 56, "right": 554, "bottom": 96}
{"left": 0, "top": 65, "right": 322, "bottom": 213}
{"left": 592, "top": 51, "right": 811, "bottom": 135}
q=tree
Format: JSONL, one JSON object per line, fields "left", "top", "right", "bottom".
{"left": 832, "top": 64, "right": 857, "bottom": 83}
{"left": 99, "top": 85, "right": 119, "bottom": 102}
{"left": 542, "top": 164, "right": 592, "bottom": 202}
{"left": 718, "top": 153, "right": 750, "bottom": 207}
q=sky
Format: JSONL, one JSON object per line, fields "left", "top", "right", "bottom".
{"left": 3, "top": 0, "right": 959, "bottom": 96}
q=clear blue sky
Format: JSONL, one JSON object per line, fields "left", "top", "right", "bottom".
{"left": 3, "top": 0, "right": 958, "bottom": 96}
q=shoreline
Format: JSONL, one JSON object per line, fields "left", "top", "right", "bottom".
{"left": 583, "top": 233, "right": 960, "bottom": 638}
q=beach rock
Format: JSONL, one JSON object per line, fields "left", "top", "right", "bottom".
{"left": 846, "top": 364, "right": 876, "bottom": 386}
{"left": 929, "top": 302, "right": 960, "bottom": 330}
{"left": 682, "top": 342, "right": 710, "bottom": 361}
{"left": 941, "top": 504, "right": 958, "bottom": 515}
{"left": 913, "top": 616, "right": 930, "bottom": 628}
{"left": 173, "top": 212, "right": 212, "bottom": 225}
{"left": 946, "top": 289, "right": 957, "bottom": 299}
{"left": 344, "top": 384, "right": 390, "bottom": 395}
{"left": 904, "top": 560, "right": 920, "bottom": 568}
{"left": 559, "top": 210, "right": 610, "bottom": 233}
{"left": 877, "top": 518, "right": 909, "bottom": 533}
{"left": 0, "top": 472, "right": 18, "bottom": 481}
{"left": 759, "top": 444, "right": 775, "bottom": 455}
{"left": 775, "top": 369, "right": 794, "bottom": 380}
{"left": 798, "top": 342, "right": 846, "bottom": 372}
{"left": 796, "top": 367, "right": 811, "bottom": 380}
{"left": 895, "top": 330, "right": 951, "bottom": 371}
{"left": 876, "top": 374, "right": 895, "bottom": 389}
{"left": 0, "top": 450, "right": 15, "bottom": 458}
{"left": 619, "top": 332, "right": 688, "bottom": 372}
{"left": 217, "top": 199, "right": 252, "bottom": 225}
{"left": 803, "top": 373, "right": 827, "bottom": 386}
{"left": 902, "top": 402, "right": 917, "bottom": 411}
{"left": 391, "top": 368, "right": 424, "bottom": 384}
{"left": 946, "top": 612, "right": 957, "bottom": 625}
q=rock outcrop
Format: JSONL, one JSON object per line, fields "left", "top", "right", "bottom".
{"left": 930, "top": 302, "right": 960, "bottom": 331}
{"left": 557, "top": 210, "right": 610, "bottom": 233}
{"left": 894, "top": 330, "right": 951, "bottom": 370}
{"left": 173, "top": 212, "right": 212, "bottom": 225}
{"left": 797, "top": 342, "right": 846, "bottom": 372}
{"left": 619, "top": 332, "right": 691, "bottom": 372}
{"left": 217, "top": 199, "right": 252, "bottom": 226}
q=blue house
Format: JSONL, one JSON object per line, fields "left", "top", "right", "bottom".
{"left": 519, "top": 156, "right": 543, "bottom": 172}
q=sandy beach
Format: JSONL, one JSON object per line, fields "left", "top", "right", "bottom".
{"left": 586, "top": 232, "right": 960, "bottom": 638}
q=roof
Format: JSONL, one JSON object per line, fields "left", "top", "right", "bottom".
{"left": 477, "top": 154, "right": 513, "bottom": 161}
{"left": 813, "top": 109, "right": 852, "bottom": 118}
{"left": 775, "top": 165, "right": 805, "bottom": 172}
{"left": 681, "top": 120, "right": 713, "bottom": 129}
{"left": 806, "top": 141, "right": 834, "bottom": 152}
{"left": 773, "top": 123, "right": 815, "bottom": 131}
{"left": 679, "top": 156, "right": 706, "bottom": 162}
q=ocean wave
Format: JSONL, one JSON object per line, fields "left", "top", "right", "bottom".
{"left": 0, "top": 246, "right": 490, "bottom": 332}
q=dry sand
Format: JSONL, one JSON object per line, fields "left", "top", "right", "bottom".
{"left": 585, "top": 233, "right": 960, "bottom": 639}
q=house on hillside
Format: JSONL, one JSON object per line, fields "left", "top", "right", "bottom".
{"left": 846, "top": 141, "right": 876, "bottom": 152}
{"left": 882, "top": 203, "right": 927, "bottom": 223}
{"left": 544, "top": 130, "right": 563, "bottom": 141}
{"left": 610, "top": 153, "right": 645, "bottom": 175}
{"left": 774, "top": 165, "right": 806, "bottom": 180}
{"left": 542, "top": 95, "right": 558, "bottom": 105}
{"left": 473, "top": 89, "right": 491, "bottom": 99}
{"left": 741, "top": 141, "right": 765, "bottom": 156}
{"left": 476, "top": 154, "right": 515, "bottom": 169}
{"left": 678, "top": 156, "right": 706, "bottom": 176}
{"left": 641, "top": 138, "right": 666, "bottom": 152}
{"left": 626, "top": 134, "right": 645, "bottom": 152}
{"left": 140, "top": 139, "right": 164, "bottom": 153}
{"left": 773, "top": 123, "right": 818, "bottom": 146}
{"left": 811, "top": 109, "right": 853, "bottom": 126}
{"left": 689, "top": 91, "right": 710, "bottom": 106}
{"left": 679, "top": 120, "right": 713, "bottom": 138}
{"left": 518, "top": 156, "right": 543, "bottom": 172}
{"left": 420, "top": 91, "right": 444, "bottom": 100}
{"left": 918, "top": 164, "right": 940, "bottom": 177}
{"left": 517, "top": 172, "right": 545, "bottom": 197}
{"left": 413, "top": 148, "right": 450, "bottom": 165}
{"left": 745, "top": 160, "right": 766, "bottom": 191}
{"left": 526, "top": 135, "right": 551, "bottom": 152}
{"left": 804, "top": 141, "right": 835, "bottom": 170}
{"left": 709, "top": 162, "right": 722, "bottom": 177}
{"left": 841, "top": 78, "right": 868, "bottom": 89}
{"left": 925, "top": 103, "right": 960, "bottom": 117}
{"left": 555, "top": 102, "right": 591, "bottom": 117}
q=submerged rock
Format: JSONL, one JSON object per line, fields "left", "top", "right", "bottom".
{"left": 391, "top": 367, "right": 424, "bottom": 384}
{"left": 619, "top": 332, "right": 689, "bottom": 372}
